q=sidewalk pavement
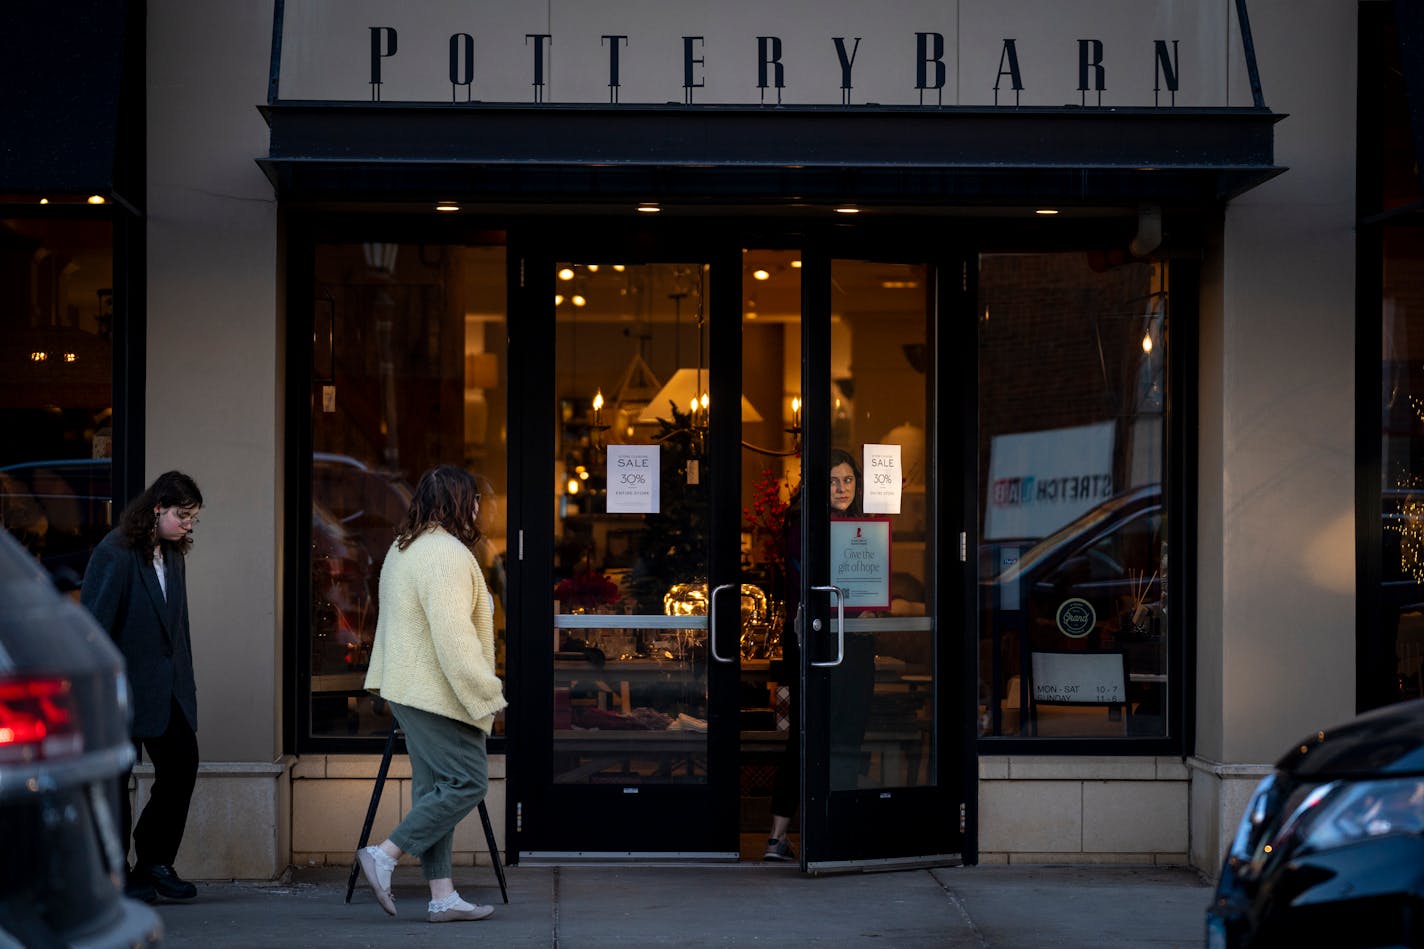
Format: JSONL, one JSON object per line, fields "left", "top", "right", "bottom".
{"left": 150, "top": 863, "right": 1212, "bottom": 948}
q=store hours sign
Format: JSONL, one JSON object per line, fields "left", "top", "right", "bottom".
{"left": 276, "top": 1, "right": 1244, "bottom": 108}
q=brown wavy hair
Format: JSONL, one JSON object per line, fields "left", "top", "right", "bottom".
{"left": 395, "top": 464, "right": 482, "bottom": 551}
{"left": 119, "top": 470, "right": 204, "bottom": 553}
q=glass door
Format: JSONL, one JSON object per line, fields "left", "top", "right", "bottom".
{"left": 512, "top": 251, "right": 744, "bottom": 859}
{"left": 797, "top": 254, "right": 967, "bottom": 871}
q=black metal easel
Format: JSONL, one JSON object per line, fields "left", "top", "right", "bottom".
{"left": 343, "top": 725, "right": 509, "bottom": 905}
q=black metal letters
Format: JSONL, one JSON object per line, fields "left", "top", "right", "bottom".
{"left": 683, "top": 35, "right": 705, "bottom": 104}
{"left": 1078, "top": 38, "right": 1105, "bottom": 106}
{"left": 450, "top": 33, "right": 474, "bottom": 102}
{"left": 369, "top": 26, "right": 396, "bottom": 101}
{"left": 603, "top": 35, "right": 629, "bottom": 103}
{"left": 994, "top": 38, "right": 1024, "bottom": 106}
{"left": 353, "top": 28, "right": 1182, "bottom": 107}
{"left": 757, "top": 36, "right": 785, "bottom": 104}
{"left": 526, "top": 33, "right": 551, "bottom": 102}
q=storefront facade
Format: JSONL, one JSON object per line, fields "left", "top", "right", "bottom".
{"left": 3, "top": 0, "right": 1390, "bottom": 878}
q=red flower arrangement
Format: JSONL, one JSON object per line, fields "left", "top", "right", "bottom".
{"left": 743, "top": 468, "right": 791, "bottom": 569}
{"left": 554, "top": 570, "right": 621, "bottom": 611}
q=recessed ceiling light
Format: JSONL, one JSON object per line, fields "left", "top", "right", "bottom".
{"left": 87, "top": 195, "right": 106, "bottom": 205}
{"left": 637, "top": 202, "right": 661, "bottom": 213}
{"left": 753, "top": 269, "right": 770, "bottom": 281}
{"left": 558, "top": 268, "right": 575, "bottom": 281}
{"left": 835, "top": 206, "right": 860, "bottom": 214}
{"left": 613, "top": 265, "right": 626, "bottom": 272}
{"left": 572, "top": 294, "right": 587, "bottom": 307}
{"left": 1035, "top": 208, "right": 1059, "bottom": 215}
{"left": 38, "top": 198, "right": 49, "bottom": 205}
{"left": 435, "top": 202, "right": 460, "bottom": 212}
{"left": 790, "top": 260, "right": 802, "bottom": 268}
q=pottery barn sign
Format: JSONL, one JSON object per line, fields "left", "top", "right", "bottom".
{"left": 277, "top": 1, "right": 1244, "bottom": 108}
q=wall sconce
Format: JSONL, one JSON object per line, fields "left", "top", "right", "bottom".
{"left": 590, "top": 388, "right": 611, "bottom": 450}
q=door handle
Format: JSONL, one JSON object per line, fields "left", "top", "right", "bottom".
{"left": 708, "top": 583, "right": 738, "bottom": 664}
{"left": 809, "top": 584, "right": 846, "bottom": 667}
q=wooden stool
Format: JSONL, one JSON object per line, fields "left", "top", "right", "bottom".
{"left": 344, "top": 725, "right": 509, "bottom": 905}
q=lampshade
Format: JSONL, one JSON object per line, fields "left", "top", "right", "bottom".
{"left": 636, "top": 368, "right": 765, "bottom": 424}
{"left": 465, "top": 351, "right": 499, "bottom": 389}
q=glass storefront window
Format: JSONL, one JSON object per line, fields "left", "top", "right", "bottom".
{"left": 0, "top": 218, "right": 114, "bottom": 591}
{"left": 1366, "top": 6, "right": 1424, "bottom": 711}
{"left": 550, "top": 261, "right": 713, "bottom": 784}
{"left": 308, "top": 241, "right": 507, "bottom": 740}
{"left": 978, "top": 252, "right": 1168, "bottom": 738}
{"left": 1380, "top": 227, "right": 1424, "bottom": 706}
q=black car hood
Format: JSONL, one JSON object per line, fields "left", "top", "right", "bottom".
{"left": 1277, "top": 699, "right": 1424, "bottom": 779}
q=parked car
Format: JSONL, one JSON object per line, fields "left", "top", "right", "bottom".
{"left": 0, "top": 529, "right": 164, "bottom": 946}
{"left": 0, "top": 458, "right": 112, "bottom": 591}
{"left": 979, "top": 485, "right": 1166, "bottom": 734}
{"left": 1206, "top": 699, "right": 1424, "bottom": 948}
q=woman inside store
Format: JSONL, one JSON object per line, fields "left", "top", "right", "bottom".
{"left": 357, "top": 464, "right": 507, "bottom": 923}
{"left": 764, "top": 448, "right": 878, "bottom": 861}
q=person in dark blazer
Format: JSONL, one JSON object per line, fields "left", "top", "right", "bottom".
{"left": 81, "top": 470, "right": 204, "bottom": 903}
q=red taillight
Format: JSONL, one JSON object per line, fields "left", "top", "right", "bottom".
{"left": 0, "top": 677, "right": 83, "bottom": 764}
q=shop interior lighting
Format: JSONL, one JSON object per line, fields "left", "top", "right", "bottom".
{"left": 38, "top": 198, "right": 48, "bottom": 205}
{"left": 752, "top": 269, "right": 771, "bottom": 281}
{"left": 1035, "top": 208, "right": 1059, "bottom": 215}
{"left": 558, "top": 268, "right": 575, "bottom": 281}
{"left": 882, "top": 280, "right": 918, "bottom": 289}
{"left": 434, "top": 201, "right": 460, "bottom": 212}
{"left": 1142, "top": 332, "right": 1154, "bottom": 354}
{"left": 586, "top": 265, "right": 599, "bottom": 272}
{"left": 554, "top": 294, "right": 564, "bottom": 305}
{"left": 637, "top": 202, "right": 661, "bottom": 213}
{"left": 835, "top": 206, "right": 860, "bottom": 214}
{"left": 571, "top": 294, "right": 587, "bottom": 307}
{"left": 86, "top": 195, "right": 105, "bottom": 205}
{"left": 612, "top": 265, "right": 626, "bottom": 272}
{"left": 790, "top": 260, "right": 802, "bottom": 268}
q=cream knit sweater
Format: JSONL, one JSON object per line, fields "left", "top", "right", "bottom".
{"left": 364, "top": 527, "right": 507, "bottom": 733}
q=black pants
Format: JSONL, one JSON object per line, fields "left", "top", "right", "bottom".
{"left": 119, "top": 697, "right": 199, "bottom": 868}
{"left": 770, "top": 632, "right": 877, "bottom": 818}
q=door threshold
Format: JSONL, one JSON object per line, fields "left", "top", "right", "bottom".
{"left": 518, "top": 851, "right": 740, "bottom": 867}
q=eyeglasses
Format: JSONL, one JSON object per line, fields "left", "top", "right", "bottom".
{"left": 167, "top": 508, "right": 200, "bottom": 526}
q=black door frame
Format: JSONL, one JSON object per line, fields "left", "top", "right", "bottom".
{"left": 795, "top": 240, "right": 975, "bottom": 871}
{"left": 506, "top": 229, "right": 746, "bottom": 859}
{"left": 504, "top": 220, "right": 981, "bottom": 867}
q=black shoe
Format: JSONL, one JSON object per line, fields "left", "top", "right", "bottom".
{"left": 123, "top": 870, "right": 158, "bottom": 904}
{"left": 141, "top": 863, "right": 197, "bottom": 900}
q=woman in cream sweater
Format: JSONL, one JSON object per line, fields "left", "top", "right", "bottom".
{"left": 356, "top": 465, "right": 507, "bottom": 923}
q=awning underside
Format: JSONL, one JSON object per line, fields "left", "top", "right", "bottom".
{"left": 259, "top": 102, "right": 1284, "bottom": 207}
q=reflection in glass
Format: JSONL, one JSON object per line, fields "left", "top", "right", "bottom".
{"left": 1381, "top": 227, "right": 1424, "bottom": 706}
{"left": 0, "top": 219, "right": 114, "bottom": 590}
{"left": 309, "top": 242, "right": 507, "bottom": 739}
{"left": 978, "top": 253, "right": 1168, "bottom": 738}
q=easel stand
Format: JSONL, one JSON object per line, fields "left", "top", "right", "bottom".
{"left": 344, "top": 725, "right": 509, "bottom": 905}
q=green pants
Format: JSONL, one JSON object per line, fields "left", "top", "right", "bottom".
{"left": 387, "top": 702, "right": 488, "bottom": 880}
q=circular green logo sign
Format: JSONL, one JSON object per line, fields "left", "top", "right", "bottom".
{"left": 1056, "top": 598, "right": 1096, "bottom": 638}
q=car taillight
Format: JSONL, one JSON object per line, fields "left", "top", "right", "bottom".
{"left": 0, "top": 676, "right": 83, "bottom": 763}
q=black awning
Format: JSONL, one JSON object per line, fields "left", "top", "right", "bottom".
{"left": 258, "top": 102, "right": 1284, "bottom": 207}
{"left": 1, "top": 2, "right": 138, "bottom": 207}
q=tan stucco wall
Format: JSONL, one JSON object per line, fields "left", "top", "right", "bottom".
{"left": 1191, "top": 0, "right": 1358, "bottom": 874}
{"left": 148, "top": 1, "right": 281, "bottom": 764}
